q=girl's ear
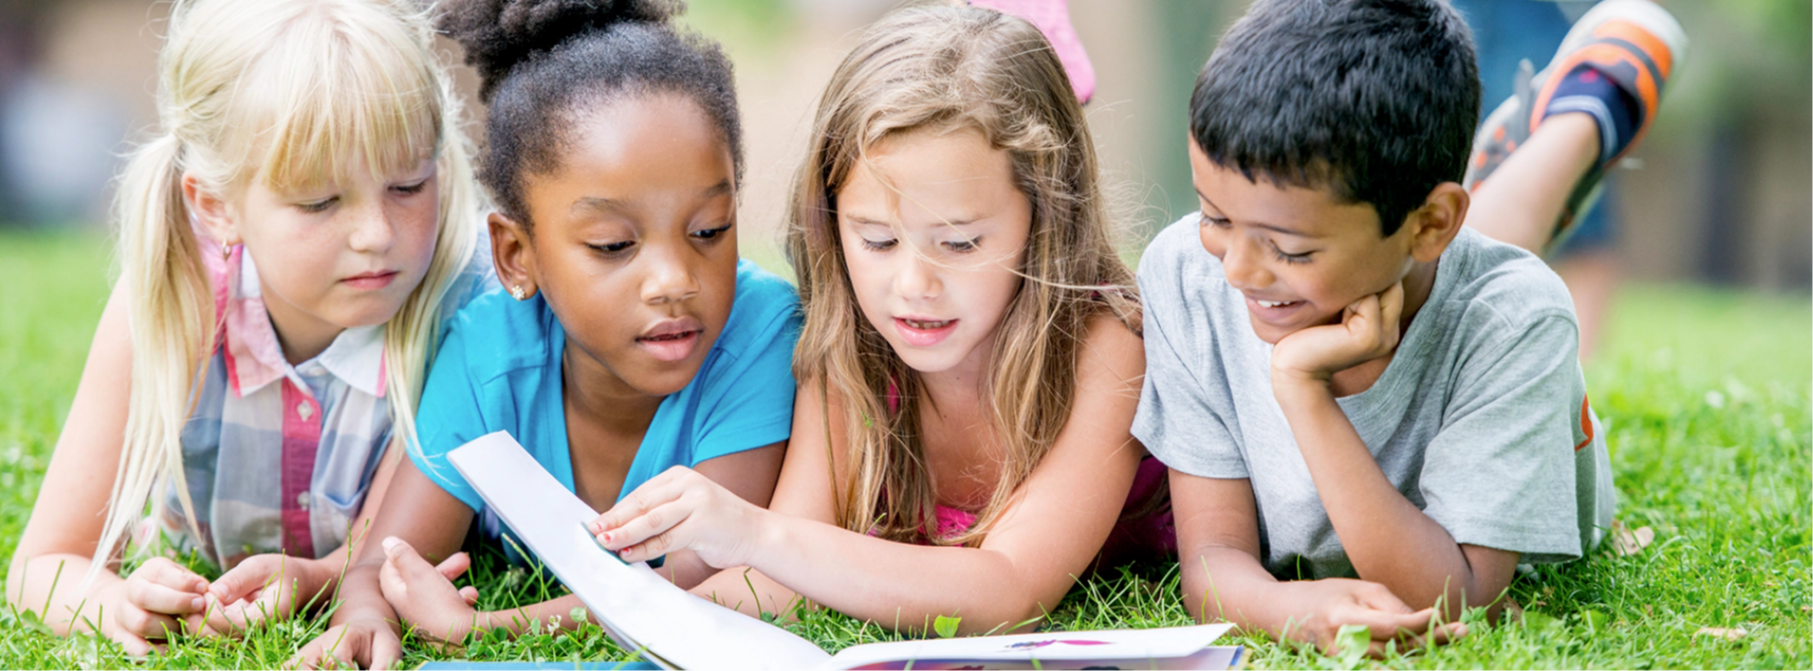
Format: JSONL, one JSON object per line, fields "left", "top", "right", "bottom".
{"left": 1407, "top": 181, "right": 1469, "bottom": 263}
{"left": 181, "top": 172, "right": 239, "bottom": 247}
{"left": 489, "top": 211, "right": 539, "bottom": 300}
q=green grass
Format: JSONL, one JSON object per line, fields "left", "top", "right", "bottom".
{"left": 0, "top": 230, "right": 1807, "bottom": 668}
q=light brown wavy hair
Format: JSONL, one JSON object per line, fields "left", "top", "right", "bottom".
{"left": 785, "top": 2, "right": 1140, "bottom": 547}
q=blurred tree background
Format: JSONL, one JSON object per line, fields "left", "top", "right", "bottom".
{"left": 0, "top": 0, "right": 1805, "bottom": 293}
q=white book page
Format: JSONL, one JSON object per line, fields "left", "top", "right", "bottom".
{"left": 448, "top": 432, "right": 832, "bottom": 670}
{"left": 819, "top": 646, "right": 1243, "bottom": 671}
{"left": 822, "top": 623, "right": 1236, "bottom": 670}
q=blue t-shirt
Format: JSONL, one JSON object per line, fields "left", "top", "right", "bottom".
{"left": 412, "top": 259, "right": 801, "bottom": 541}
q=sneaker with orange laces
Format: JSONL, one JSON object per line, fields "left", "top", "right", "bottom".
{"left": 1463, "top": 0, "right": 1688, "bottom": 246}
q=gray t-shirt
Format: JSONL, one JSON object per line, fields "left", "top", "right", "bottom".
{"left": 1133, "top": 215, "right": 1614, "bottom": 580}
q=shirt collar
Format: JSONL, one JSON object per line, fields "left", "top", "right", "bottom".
{"left": 222, "top": 250, "right": 387, "bottom": 398}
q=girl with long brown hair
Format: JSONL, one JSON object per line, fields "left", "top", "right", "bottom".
{"left": 591, "top": 2, "right": 1170, "bottom": 635}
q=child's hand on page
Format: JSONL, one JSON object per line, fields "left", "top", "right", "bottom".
{"left": 1269, "top": 282, "right": 1405, "bottom": 389}
{"left": 373, "top": 537, "right": 482, "bottom": 647}
{"left": 590, "top": 466, "right": 767, "bottom": 569}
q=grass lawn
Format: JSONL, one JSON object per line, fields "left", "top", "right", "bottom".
{"left": 0, "top": 230, "right": 1806, "bottom": 668}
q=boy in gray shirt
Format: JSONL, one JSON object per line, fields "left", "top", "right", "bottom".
{"left": 1134, "top": 0, "right": 1684, "bottom": 655}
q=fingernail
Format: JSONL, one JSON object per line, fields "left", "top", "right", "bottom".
{"left": 192, "top": 596, "right": 205, "bottom": 610}
{"left": 382, "top": 536, "right": 400, "bottom": 553}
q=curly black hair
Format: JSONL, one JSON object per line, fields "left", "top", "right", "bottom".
{"left": 440, "top": 0, "right": 742, "bottom": 230}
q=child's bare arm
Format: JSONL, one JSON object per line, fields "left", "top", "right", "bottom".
{"left": 1171, "top": 470, "right": 1465, "bottom": 654}
{"left": 4, "top": 281, "right": 217, "bottom": 655}
{"left": 610, "top": 316, "right": 1146, "bottom": 634}
{"left": 1268, "top": 285, "right": 1520, "bottom": 620}
{"left": 358, "top": 443, "right": 779, "bottom": 648}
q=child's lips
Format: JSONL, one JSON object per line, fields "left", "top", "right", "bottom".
{"left": 893, "top": 317, "right": 959, "bottom": 347}
{"left": 1244, "top": 296, "right": 1306, "bottom": 324}
{"left": 637, "top": 317, "right": 705, "bottom": 362}
{"left": 341, "top": 270, "right": 398, "bottom": 290}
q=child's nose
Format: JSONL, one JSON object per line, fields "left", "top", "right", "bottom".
{"left": 1220, "top": 236, "right": 1274, "bottom": 293}
{"left": 892, "top": 247, "right": 943, "bottom": 300}
{"left": 640, "top": 244, "right": 701, "bottom": 305}
{"left": 346, "top": 200, "right": 394, "bottom": 254}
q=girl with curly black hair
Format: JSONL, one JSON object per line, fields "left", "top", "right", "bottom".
{"left": 295, "top": 1, "right": 801, "bottom": 666}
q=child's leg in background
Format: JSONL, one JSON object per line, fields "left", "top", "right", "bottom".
{"left": 1457, "top": 0, "right": 1686, "bottom": 356}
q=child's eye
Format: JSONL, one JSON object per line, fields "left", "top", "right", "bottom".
{"left": 588, "top": 240, "right": 636, "bottom": 255}
{"left": 691, "top": 222, "right": 733, "bottom": 241}
{"left": 942, "top": 237, "right": 981, "bottom": 253}
{"left": 1202, "top": 215, "right": 1232, "bottom": 229}
{"left": 296, "top": 197, "right": 338, "bottom": 213}
{"left": 1270, "top": 241, "right": 1313, "bottom": 264}
{"left": 860, "top": 237, "right": 897, "bottom": 252}
{"left": 391, "top": 180, "right": 429, "bottom": 196}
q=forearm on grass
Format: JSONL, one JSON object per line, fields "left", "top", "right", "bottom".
{"left": 714, "top": 512, "right": 1059, "bottom": 635}
{"left": 1181, "top": 545, "right": 1349, "bottom": 641}
{"left": 691, "top": 564, "right": 804, "bottom": 623}
{"left": 473, "top": 594, "right": 588, "bottom": 635}
{"left": 1274, "top": 382, "right": 1511, "bottom": 618}
{"left": 8, "top": 553, "right": 123, "bottom": 636}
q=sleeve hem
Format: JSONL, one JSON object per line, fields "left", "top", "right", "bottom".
{"left": 1438, "top": 518, "right": 1584, "bottom": 561}
{"left": 692, "top": 419, "right": 793, "bottom": 464}
{"left": 1149, "top": 453, "right": 1249, "bottom": 480}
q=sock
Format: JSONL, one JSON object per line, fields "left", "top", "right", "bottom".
{"left": 1542, "top": 64, "right": 1641, "bottom": 166}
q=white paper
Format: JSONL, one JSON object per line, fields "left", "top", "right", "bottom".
{"left": 448, "top": 431, "right": 1241, "bottom": 671}
{"left": 449, "top": 432, "right": 832, "bottom": 670}
{"left": 826, "top": 623, "right": 1237, "bottom": 670}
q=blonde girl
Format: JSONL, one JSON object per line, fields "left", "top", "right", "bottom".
{"left": 6, "top": 0, "right": 486, "bottom": 655}
{"left": 592, "top": 3, "right": 1169, "bottom": 634}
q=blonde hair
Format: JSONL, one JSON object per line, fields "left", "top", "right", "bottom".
{"left": 786, "top": 3, "right": 1140, "bottom": 546}
{"left": 98, "top": 0, "right": 482, "bottom": 573}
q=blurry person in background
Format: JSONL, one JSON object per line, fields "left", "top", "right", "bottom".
{"left": 0, "top": 0, "right": 130, "bottom": 228}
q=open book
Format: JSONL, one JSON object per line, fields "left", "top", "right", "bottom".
{"left": 446, "top": 431, "right": 1244, "bottom": 670}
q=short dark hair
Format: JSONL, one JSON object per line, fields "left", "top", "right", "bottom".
{"left": 1188, "top": 0, "right": 1479, "bottom": 236}
{"left": 441, "top": 0, "right": 742, "bottom": 231}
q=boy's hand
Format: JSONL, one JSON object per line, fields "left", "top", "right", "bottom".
{"left": 204, "top": 553, "right": 331, "bottom": 633}
{"left": 103, "top": 557, "right": 216, "bottom": 655}
{"left": 590, "top": 466, "right": 767, "bottom": 569}
{"left": 1286, "top": 578, "right": 1466, "bottom": 657}
{"left": 1270, "top": 283, "right": 1405, "bottom": 389}
{"left": 373, "top": 538, "right": 481, "bottom": 647}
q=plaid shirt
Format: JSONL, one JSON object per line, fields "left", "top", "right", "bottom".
{"left": 161, "top": 238, "right": 489, "bottom": 569}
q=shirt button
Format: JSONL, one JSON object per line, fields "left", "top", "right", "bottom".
{"left": 305, "top": 365, "right": 326, "bottom": 377}
{"left": 297, "top": 401, "right": 314, "bottom": 421}
{"left": 296, "top": 491, "right": 311, "bottom": 509}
